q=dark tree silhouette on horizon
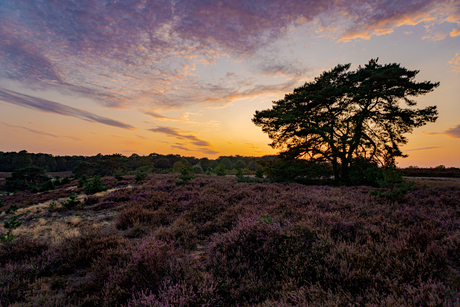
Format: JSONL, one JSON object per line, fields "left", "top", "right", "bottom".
{"left": 252, "top": 59, "right": 439, "bottom": 182}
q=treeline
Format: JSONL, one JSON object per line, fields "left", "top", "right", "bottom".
{"left": 0, "top": 150, "right": 276, "bottom": 175}
{"left": 400, "top": 165, "right": 460, "bottom": 178}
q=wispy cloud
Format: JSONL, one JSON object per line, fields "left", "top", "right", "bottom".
{"left": 443, "top": 124, "right": 460, "bottom": 138}
{"left": 425, "top": 124, "right": 460, "bottom": 138}
{"left": 406, "top": 146, "right": 440, "bottom": 151}
{"left": 147, "top": 126, "right": 218, "bottom": 155}
{"left": 450, "top": 53, "right": 460, "bottom": 72}
{"left": 1, "top": 121, "right": 81, "bottom": 141}
{"left": 0, "top": 87, "right": 135, "bottom": 130}
{"left": 144, "top": 110, "right": 220, "bottom": 127}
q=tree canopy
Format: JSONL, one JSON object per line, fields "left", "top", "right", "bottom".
{"left": 252, "top": 59, "right": 439, "bottom": 182}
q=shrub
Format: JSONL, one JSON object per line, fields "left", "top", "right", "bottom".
{"left": 5, "top": 204, "right": 19, "bottom": 214}
{"left": 114, "top": 168, "right": 125, "bottom": 181}
{"left": 255, "top": 165, "right": 264, "bottom": 178}
{"left": 192, "top": 164, "right": 204, "bottom": 175}
{"left": 175, "top": 164, "right": 195, "bottom": 185}
{"left": 60, "top": 193, "right": 81, "bottom": 209}
{"left": 371, "top": 167, "right": 414, "bottom": 202}
{"left": 0, "top": 236, "right": 48, "bottom": 264}
{"left": 77, "top": 174, "right": 88, "bottom": 188}
{"left": 135, "top": 171, "right": 148, "bottom": 183}
{"left": 84, "top": 175, "right": 107, "bottom": 194}
{"left": 116, "top": 204, "right": 155, "bottom": 230}
{"left": 4, "top": 166, "right": 50, "bottom": 192}
{"left": 215, "top": 164, "right": 226, "bottom": 176}
{"left": 235, "top": 168, "right": 243, "bottom": 178}
{"left": 39, "top": 179, "right": 55, "bottom": 192}
{"left": 1, "top": 215, "right": 22, "bottom": 244}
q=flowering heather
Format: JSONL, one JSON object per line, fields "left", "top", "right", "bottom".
{"left": 0, "top": 174, "right": 459, "bottom": 306}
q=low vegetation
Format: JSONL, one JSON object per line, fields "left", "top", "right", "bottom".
{"left": 0, "top": 174, "right": 459, "bottom": 306}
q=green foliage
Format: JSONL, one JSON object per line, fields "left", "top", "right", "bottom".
{"left": 73, "top": 161, "right": 96, "bottom": 178}
{"left": 253, "top": 59, "right": 439, "bottom": 183}
{"left": 39, "top": 179, "right": 55, "bottom": 192}
{"left": 257, "top": 214, "right": 273, "bottom": 225}
{"left": 175, "top": 165, "right": 195, "bottom": 185}
{"left": 84, "top": 175, "right": 107, "bottom": 194}
{"left": 235, "top": 168, "right": 243, "bottom": 179}
{"left": 78, "top": 175, "right": 88, "bottom": 188}
{"left": 261, "top": 159, "right": 333, "bottom": 184}
{"left": 255, "top": 165, "right": 265, "bottom": 178}
{"left": 57, "top": 175, "right": 71, "bottom": 185}
{"left": 370, "top": 167, "right": 414, "bottom": 202}
{"left": 114, "top": 168, "right": 125, "bottom": 182}
{"left": 61, "top": 193, "right": 81, "bottom": 209}
{"left": 4, "top": 166, "right": 50, "bottom": 192}
{"left": 192, "top": 164, "right": 204, "bottom": 175}
{"left": 215, "top": 164, "right": 227, "bottom": 176}
{"left": 173, "top": 161, "right": 185, "bottom": 173}
{"left": 219, "top": 158, "right": 233, "bottom": 170}
{"left": 236, "top": 176, "right": 265, "bottom": 183}
{"left": 135, "top": 170, "right": 148, "bottom": 183}
{"left": 5, "top": 204, "right": 19, "bottom": 214}
{"left": 348, "top": 158, "right": 384, "bottom": 186}
{"left": 235, "top": 160, "right": 246, "bottom": 170}
{"left": 48, "top": 202, "right": 57, "bottom": 212}
{"left": 1, "top": 215, "right": 22, "bottom": 243}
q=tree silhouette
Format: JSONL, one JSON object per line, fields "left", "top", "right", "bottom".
{"left": 253, "top": 59, "right": 439, "bottom": 183}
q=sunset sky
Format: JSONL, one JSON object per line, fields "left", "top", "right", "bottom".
{"left": 1, "top": 0, "right": 459, "bottom": 167}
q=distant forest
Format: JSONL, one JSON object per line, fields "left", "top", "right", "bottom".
{"left": 1, "top": 150, "right": 459, "bottom": 178}
{"left": 0, "top": 150, "right": 275, "bottom": 175}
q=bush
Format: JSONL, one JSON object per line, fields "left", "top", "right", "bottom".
{"left": 175, "top": 164, "right": 195, "bottom": 185}
{"left": 39, "top": 178, "right": 55, "bottom": 192}
{"left": 60, "top": 193, "right": 81, "bottom": 209}
{"left": 84, "top": 175, "right": 107, "bottom": 194}
{"left": 215, "top": 164, "right": 226, "bottom": 176}
{"left": 255, "top": 165, "right": 264, "bottom": 178}
{"left": 135, "top": 171, "right": 148, "bottom": 183}
{"left": 4, "top": 166, "right": 50, "bottom": 192}
{"left": 114, "top": 168, "right": 125, "bottom": 181}
{"left": 370, "top": 167, "right": 414, "bottom": 202}
{"left": 262, "top": 158, "right": 333, "bottom": 183}
{"left": 77, "top": 174, "right": 88, "bottom": 188}
{"left": 1, "top": 215, "right": 22, "bottom": 243}
{"left": 192, "top": 164, "right": 204, "bottom": 175}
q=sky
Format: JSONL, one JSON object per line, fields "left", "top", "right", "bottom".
{"left": 0, "top": 0, "right": 459, "bottom": 167}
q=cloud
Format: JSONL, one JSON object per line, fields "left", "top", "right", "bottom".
{"left": 144, "top": 110, "right": 220, "bottom": 127}
{"left": 338, "top": 1, "right": 460, "bottom": 41}
{"left": 443, "top": 124, "right": 460, "bottom": 138}
{"left": 1, "top": 121, "right": 81, "bottom": 141}
{"left": 1, "top": 0, "right": 459, "bottom": 112}
{"left": 148, "top": 126, "right": 212, "bottom": 148}
{"left": 148, "top": 126, "right": 219, "bottom": 155}
{"left": 0, "top": 87, "right": 135, "bottom": 130}
{"left": 451, "top": 27, "right": 460, "bottom": 36}
{"left": 450, "top": 53, "right": 460, "bottom": 72}
{"left": 405, "top": 146, "right": 440, "bottom": 151}
{"left": 171, "top": 145, "right": 192, "bottom": 152}
{"left": 425, "top": 124, "right": 460, "bottom": 138}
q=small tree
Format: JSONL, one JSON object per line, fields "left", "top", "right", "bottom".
{"left": 175, "top": 164, "right": 195, "bottom": 185}
{"left": 215, "top": 164, "right": 227, "bottom": 176}
{"left": 192, "top": 164, "right": 204, "bottom": 174}
{"left": 85, "top": 175, "right": 107, "bottom": 194}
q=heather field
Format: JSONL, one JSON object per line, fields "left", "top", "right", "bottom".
{"left": 1, "top": 174, "right": 459, "bottom": 306}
